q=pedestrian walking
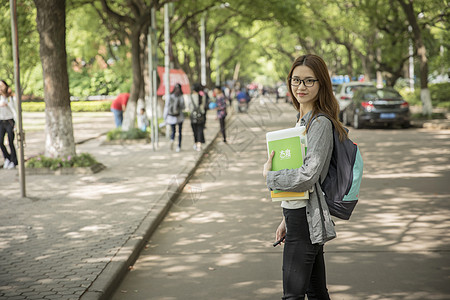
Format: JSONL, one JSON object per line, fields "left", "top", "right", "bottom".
{"left": 214, "top": 86, "right": 227, "bottom": 143}
{"left": 190, "top": 83, "right": 206, "bottom": 152}
{"left": 263, "top": 54, "right": 348, "bottom": 299}
{"left": 0, "top": 80, "right": 17, "bottom": 169}
{"left": 164, "top": 83, "right": 185, "bottom": 152}
{"left": 110, "top": 92, "right": 130, "bottom": 128}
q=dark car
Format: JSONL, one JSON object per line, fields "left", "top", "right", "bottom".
{"left": 345, "top": 87, "right": 410, "bottom": 129}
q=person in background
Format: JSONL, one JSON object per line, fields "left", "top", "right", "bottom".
{"left": 110, "top": 92, "right": 130, "bottom": 128}
{"left": 214, "top": 86, "right": 227, "bottom": 143}
{"left": 201, "top": 85, "right": 210, "bottom": 128}
{"left": 0, "top": 80, "right": 17, "bottom": 169}
{"left": 164, "top": 83, "right": 185, "bottom": 152}
{"left": 263, "top": 54, "right": 347, "bottom": 299}
{"left": 137, "top": 107, "right": 149, "bottom": 132}
{"left": 189, "top": 83, "right": 206, "bottom": 152}
{"left": 236, "top": 88, "right": 251, "bottom": 113}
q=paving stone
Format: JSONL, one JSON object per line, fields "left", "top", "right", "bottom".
{"left": 0, "top": 111, "right": 222, "bottom": 300}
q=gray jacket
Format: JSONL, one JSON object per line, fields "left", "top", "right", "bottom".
{"left": 266, "top": 111, "right": 336, "bottom": 244}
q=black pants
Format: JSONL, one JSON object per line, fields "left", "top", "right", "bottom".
{"left": 191, "top": 123, "right": 205, "bottom": 143}
{"left": 170, "top": 122, "right": 183, "bottom": 147}
{"left": 219, "top": 117, "right": 226, "bottom": 142}
{"left": 282, "top": 208, "right": 330, "bottom": 300}
{"left": 0, "top": 119, "right": 17, "bottom": 165}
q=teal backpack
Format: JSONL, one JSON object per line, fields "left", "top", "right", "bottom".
{"left": 306, "top": 113, "right": 364, "bottom": 220}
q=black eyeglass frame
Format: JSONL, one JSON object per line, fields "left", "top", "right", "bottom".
{"left": 289, "top": 78, "right": 319, "bottom": 87}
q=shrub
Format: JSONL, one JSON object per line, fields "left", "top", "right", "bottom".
{"left": 106, "top": 128, "right": 149, "bottom": 141}
{"left": 429, "top": 82, "right": 450, "bottom": 109}
{"left": 410, "top": 112, "right": 447, "bottom": 120}
{"left": 26, "top": 153, "right": 99, "bottom": 170}
{"left": 398, "top": 82, "right": 450, "bottom": 109}
{"left": 71, "top": 100, "right": 112, "bottom": 112}
{"left": 22, "top": 100, "right": 113, "bottom": 112}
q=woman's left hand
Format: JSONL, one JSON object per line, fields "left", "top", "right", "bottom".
{"left": 263, "top": 150, "right": 275, "bottom": 179}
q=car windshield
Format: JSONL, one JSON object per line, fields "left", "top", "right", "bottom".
{"left": 345, "top": 85, "right": 370, "bottom": 96}
{"left": 362, "top": 89, "right": 402, "bottom": 101}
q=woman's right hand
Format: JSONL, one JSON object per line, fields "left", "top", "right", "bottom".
{"left": 275, "top": 217, "right": 286, "bottom": 243}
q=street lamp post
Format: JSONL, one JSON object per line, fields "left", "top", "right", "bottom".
{"left": 408, "top": 26, "right": 415, "bottom": 92}
{"left": 9, "top": 0, "right": 26, "bottom": 198}
{"left": 200, "top": 13, "right": 206, "bottom": 86}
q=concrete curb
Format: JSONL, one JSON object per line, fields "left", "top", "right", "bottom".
{"left": 79, "top": 119, "right": 224, "bottom": 300}
{"left": 411, "top": 119, "right": 450, "bottom": 130}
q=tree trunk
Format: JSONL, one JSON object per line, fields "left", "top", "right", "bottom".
{"left": 34, "top": 0, "right": 76, "bottom": 158}
{"left": 346, "top": 46, "right": 353, "bottom": 80}
{"left": 397, "top": 0, "right": 432, "bottom": 116}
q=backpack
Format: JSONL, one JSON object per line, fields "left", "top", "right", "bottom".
{"left": 190, "top": 95, "right": 205, "bottom": 124}
{"left": 305, "top": 113, "right": 364, "bottom": 220}
{"left": 168, "top": 95, "right": 182, "bottom": 116}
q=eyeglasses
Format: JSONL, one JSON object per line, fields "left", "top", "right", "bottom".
{"left": 290, "top": 78, "right": 319, "bottom": 87}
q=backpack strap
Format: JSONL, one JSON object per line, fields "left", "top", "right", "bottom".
{"left": 305, "top": 112, "right": 328, "bottom": 133}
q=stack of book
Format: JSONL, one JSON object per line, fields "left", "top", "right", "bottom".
{"left": 266, "top": 126, "right": 309, "bottom": 201}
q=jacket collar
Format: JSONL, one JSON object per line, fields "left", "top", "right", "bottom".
{"left": 299, "top": 110, "right": 313, "bottom": 126}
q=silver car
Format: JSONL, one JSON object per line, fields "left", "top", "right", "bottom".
{"left": 335, "top": 81, "right": 374, "bottom": 122}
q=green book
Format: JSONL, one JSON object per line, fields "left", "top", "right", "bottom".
{"left": 266, "top": 126, "right": 309, "bottom": 201}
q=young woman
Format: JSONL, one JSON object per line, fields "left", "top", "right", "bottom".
{"left": 263, "top": 54, "right": 348, "bottom": 299}
{"left": 214, "top": 86, "right": 227, "bottom": 143}
{"left": 190, "top": 83, "right": 206, "bottom": 152}
{"left": 164, "top": 83, "right": 185, "bottom": 152}
{"left": 0, "top": 80, "right": 17, "bottom": 169}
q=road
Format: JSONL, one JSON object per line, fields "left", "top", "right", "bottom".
{"left": 112, "top": 100, "right": 450, "bottom": 300}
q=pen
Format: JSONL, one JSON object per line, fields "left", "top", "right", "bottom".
{"left": 273, "top": 235, "right": 286, "bottom": 247}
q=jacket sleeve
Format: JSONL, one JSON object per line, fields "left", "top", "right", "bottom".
{"left": 266, "top": 116, "right": 333, "bottom": 193}
{"left": 189, "top": 95, "right": 194, "bottom": 112}
{"left": 181, "top": 95, "right": 186, "bottom": 111}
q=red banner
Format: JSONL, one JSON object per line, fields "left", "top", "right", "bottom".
{"left": 157, "top": 67, "right": 191, "bottom": 96}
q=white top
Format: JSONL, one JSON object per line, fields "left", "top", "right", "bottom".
{"left": 189, "top": 93, "right": 205, "bottom": 114}
{"left": 281, "top": 122, "right": 308, "bottom": 209}
{"left": 0, "top": 95, "right": 16, "bottom": 121}
{"left": 163, "top": 94, "right": 185, "bottom": 125}
{"left": 137, "top": 113, "right": 149, "bottom": 128}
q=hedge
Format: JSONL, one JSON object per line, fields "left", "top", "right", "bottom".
{"left": 399, "top": 82, "right": 450, "bottom": 109}
{"left": 21, "top": 100, "right": 112, "bottom": 112}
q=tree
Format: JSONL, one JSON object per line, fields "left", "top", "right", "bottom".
{"left": 0, "top": 0, "right": 42, "bottom": 97}
{"left": 34, "top": 0, "right": 76, "bottom": 158}
{"left": 397, "top": 0, "right": 438, "bottom": 116}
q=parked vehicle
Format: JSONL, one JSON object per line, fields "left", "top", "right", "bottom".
{"left": 332, "top": 83, "right": 339, "bottom": 95}
{"left": 335, "top": 81, "right": 374, "bottom": 120}
{"left": 277, "top": 84, "right": 289, "bottom": 102}
{"left": 345, "top": 87, "right": 411, "bottom": 129}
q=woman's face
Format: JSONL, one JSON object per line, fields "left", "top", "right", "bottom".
{"left": 290, "top": 65, "right": 320, "bottom": 110}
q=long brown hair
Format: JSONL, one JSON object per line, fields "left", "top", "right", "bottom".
{"left": 287, "top": 54, "right": 347, "bottom": 141}
{"left": 0, "top": 80, "right": 12, "bottom": 97}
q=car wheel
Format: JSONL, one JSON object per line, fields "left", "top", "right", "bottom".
{"left": 401, "top": 121, "right": 410, "bottom": 128}
{"left": 353, "top": 114, "right": 363, "bottom": 129}
{"left": 342, "top": 110, "right": 349, "bottom": 125}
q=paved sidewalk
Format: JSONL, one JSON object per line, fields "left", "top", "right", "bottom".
{"left": 1, "top": 102, "right": 448, "bottom": 300}
{"left": 0, "top": 110, "right": 223, "bottom": 299}
{"left": 111, "top": 101, "right": 450, "bottom": 300}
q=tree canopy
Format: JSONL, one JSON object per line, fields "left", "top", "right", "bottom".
{"left": 0, "top": 0, "right": 447, "bottom": 99}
